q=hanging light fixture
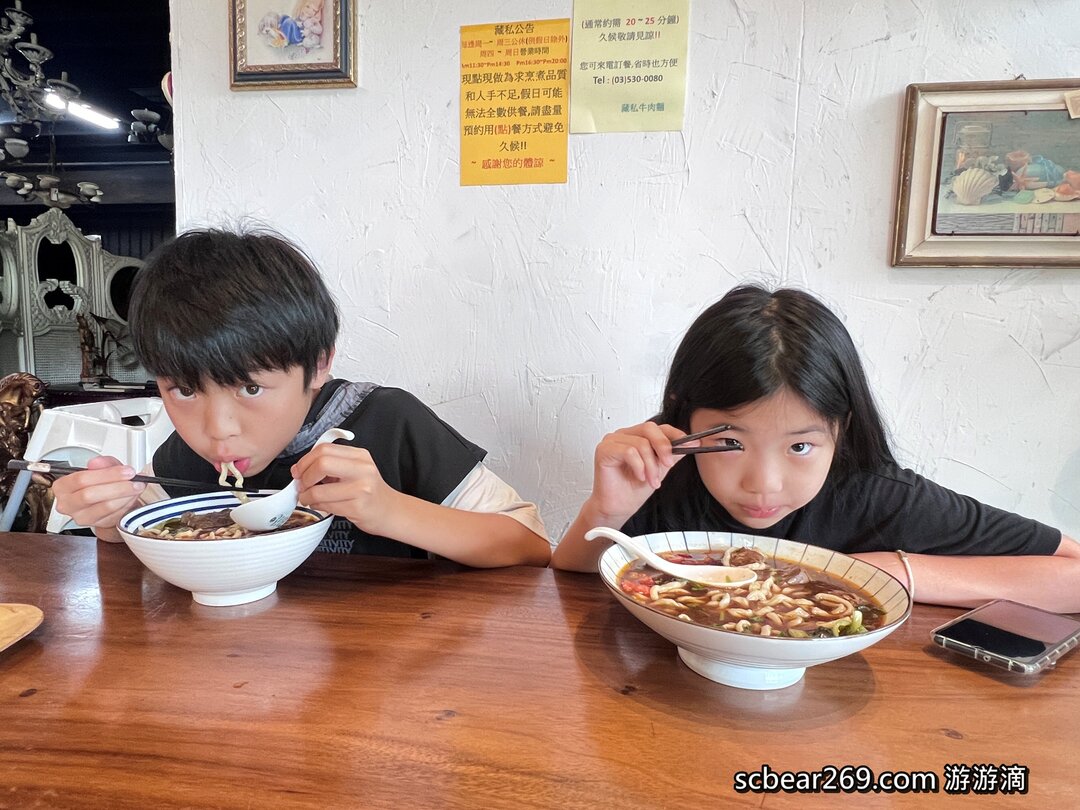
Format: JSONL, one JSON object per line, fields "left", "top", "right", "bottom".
{"left": 0, "top": 133, "right": 103, "bottom": 208}
{"left": 0, "top": 1, "right": 78, "bottom": 127}
{"left": 0, "top": 1, "right": 112, "bottom": 207}
{"left": 128, "top": 108, "right": 172, "bottom": 152}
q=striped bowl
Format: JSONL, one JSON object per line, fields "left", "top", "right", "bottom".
{"left": 599, "top": 531, "right": 911, "bottom": 690}
{"left": 118, "top": 492, "right": 332, "bottom": 606}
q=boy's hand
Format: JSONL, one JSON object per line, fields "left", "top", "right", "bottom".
{"left": 49, "top": 455, "right": 146, "bottom": 529}
{"left": 587, "top": 421, "right": 692, "bottom": 524}
{"left": 291, "top": 443, "right": 399, "bottom": 535}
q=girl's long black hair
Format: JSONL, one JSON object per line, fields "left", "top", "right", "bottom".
{"left": 657, "top": 285, "right": 895, "bottom": 477}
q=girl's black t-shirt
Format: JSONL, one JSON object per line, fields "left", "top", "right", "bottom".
{"left": 152, "top": 381, "right": 486, "bottom": 557}
{"left": 620, "top": 461, "right": 1061, "bottom": 557}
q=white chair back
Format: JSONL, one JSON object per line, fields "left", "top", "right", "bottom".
{"left": 0, "top": 397, "right": 174, "bottom": 532}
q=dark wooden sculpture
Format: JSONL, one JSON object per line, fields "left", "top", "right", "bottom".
{"left": 0, "top": 372, "right": 51, "bottom": 531}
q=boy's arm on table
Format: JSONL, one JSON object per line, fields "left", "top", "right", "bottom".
{"left": 93, "top": 525, "right": 123, "bottom": 543}
{"left": 854, "top": 534, "right": 1080, "bottom": 613}
{"left": 369, "top": 492, "right": 551, "bottom": 567}
{"left": 295, "top": 445, "right": 551, "bottom": 567}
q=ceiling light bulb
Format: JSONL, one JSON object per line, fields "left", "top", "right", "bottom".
{"left": 43, "top": 91, "right": 67, "bottom": 111}
{"left": 66, "top": 103, "right": 120, "bottom": 130}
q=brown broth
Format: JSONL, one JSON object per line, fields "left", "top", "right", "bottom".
{"left": 138, "top": 509, "right": 319, "bottom": 541}
{"left": 617, "top": 548, "right": 886, "bottom": 638}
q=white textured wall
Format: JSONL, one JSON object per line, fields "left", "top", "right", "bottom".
{"left": 171, "top": 0, "right": 1080, "bottom": 540}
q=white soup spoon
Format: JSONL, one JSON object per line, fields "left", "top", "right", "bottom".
{"left": 230, "top": 427, "right": 355, "bottom": 532}
{"left": 585, "top": 527, "right": 758, "bottom": 588}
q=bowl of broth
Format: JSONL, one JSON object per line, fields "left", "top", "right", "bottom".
{"left": 598, "top": 531, "right": 911, "bottom": 690}
{"left": 118, "top": 491, "right": 332, "bottom": 606}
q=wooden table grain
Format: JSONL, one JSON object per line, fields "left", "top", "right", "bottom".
{"left": 0, "top": 533, "right": 1076, "bottom": 809}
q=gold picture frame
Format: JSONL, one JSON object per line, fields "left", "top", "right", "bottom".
{"left": 230, "top": 0, "right": 357, "bottom": 90}
{"left": 892, "top": 79, "right": 1080, "bottom": 268}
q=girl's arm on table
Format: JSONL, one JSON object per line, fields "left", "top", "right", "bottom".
{"left": 854, "top": 534, "right": 1080, "bottom": 613}
{"left": 551, "top": 500, "right": 629, "bottom": 572}
{"left": 552, "top": 421, "right": 691, "bottom": 572}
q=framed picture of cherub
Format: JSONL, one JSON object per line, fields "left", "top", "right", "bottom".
{"left": 892, "top": 79, "right": 1080, "bottom": 267}
{"left": 229, "top": 0, "right": 357, "bottom": 89}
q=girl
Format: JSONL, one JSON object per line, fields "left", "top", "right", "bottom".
{"left": 552, "top": 285, "right": 1080, "bottom": 612}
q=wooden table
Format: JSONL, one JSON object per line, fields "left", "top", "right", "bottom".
{"left": 1, "top": 533, "right": 1076, "bottom": 809}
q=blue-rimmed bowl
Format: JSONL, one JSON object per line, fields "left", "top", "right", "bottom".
{"left": 599, "top": 531, "right": 911, "bottom": 690}
{"left": 118, "top": 492, "right": 331, "bottom": 606}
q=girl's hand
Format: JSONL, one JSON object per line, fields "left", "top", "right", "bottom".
{"left": 587, "top": 421, "right": 692, "bottom": 523}
{"left": 50, "top": 455, "right": 146, "bottom": 529}
{"left": 551, "top": 422, "right": 697, "bottom": 573}
{"left": 291, "top": 443, "right": 399, "bottom": 535}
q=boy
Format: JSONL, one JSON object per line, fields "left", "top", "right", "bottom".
{"left": 52, "top": 228, "right": 551, "bottom": 567}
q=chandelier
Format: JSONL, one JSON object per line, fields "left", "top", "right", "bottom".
{"left": 0, "top": 0, "right": 108, "bottom": 208}
{"left": 0, "top": 1, "right": 79, "bottom": 128}
{"left": 1, "top": 135, "right": 102, "bottom": 208}
{"left": 128, "top": 108, "right": 173, "bottom": 152}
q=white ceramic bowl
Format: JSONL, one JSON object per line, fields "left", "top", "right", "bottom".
{"left": 599, "top": 531, "right": 911, "bottom": 690}
{"left": 118, "top": 492, "right": 331, "bottom": 606}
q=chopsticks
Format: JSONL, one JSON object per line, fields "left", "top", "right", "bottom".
{"left": 6, "top": 459, "right": 260, "bottom": 493}
{"left": 670, "top": 423, "right": 739, "bottom": 455}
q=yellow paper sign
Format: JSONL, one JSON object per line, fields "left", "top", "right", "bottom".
{"left": 460, "top": 19, "right": 571, "bottom": 186}
{"left": 570, "top": 0, "right": 690, "bottom": 133}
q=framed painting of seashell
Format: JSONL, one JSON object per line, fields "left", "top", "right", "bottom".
{"left": 893, "top": 79, "right": 1080, "bottom": 268}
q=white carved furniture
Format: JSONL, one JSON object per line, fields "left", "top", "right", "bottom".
{"left": 0, "top": 208, "right": 145, "bottom": 382}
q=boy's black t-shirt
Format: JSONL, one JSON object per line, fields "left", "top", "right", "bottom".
{"left": 153, "top": 380, "right": 486, "bottom": 557}
{"left": 620, "top": 462, "right": 1062, "bottom": 557}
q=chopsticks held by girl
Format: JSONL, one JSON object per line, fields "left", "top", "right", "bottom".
{"left": 551, "top": 284, "right": 1080, "bottom": 612}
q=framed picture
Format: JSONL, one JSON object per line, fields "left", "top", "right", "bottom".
{"left": 229, "top": 0, "right": 357, "bottom": 90}
{"left": 892, "top": 79, "right": 1080, "bottom": 268}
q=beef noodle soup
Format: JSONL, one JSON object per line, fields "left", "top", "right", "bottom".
{"left": 617, "top": 547, "right": 886, "bottom": 638}
{"left": 138, "top": 508, "right": 319, "bottom": 540}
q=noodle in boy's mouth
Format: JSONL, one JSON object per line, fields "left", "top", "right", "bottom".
{"left": 218, "top": 460, "right": 251, "bottom": 503}
{"left": 213, "top": 458, "right": 252, "bottom": 475}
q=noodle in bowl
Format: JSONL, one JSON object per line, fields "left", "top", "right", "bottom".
{"left": 598, "top": 531, "right": 911, "bottom": 690}
{"left": 118, "top": 491, "right": 332, "bottom": 607}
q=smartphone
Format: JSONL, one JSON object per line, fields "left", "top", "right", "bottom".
{"left": 931, "top": 599, "right": 1080, "bottom": 674}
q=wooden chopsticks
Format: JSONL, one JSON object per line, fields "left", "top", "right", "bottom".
{"left": 6, "top": 459, "right": 260, "bottom": 493}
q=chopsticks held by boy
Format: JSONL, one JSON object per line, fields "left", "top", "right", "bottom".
{"left": 51, "top": 228, "right": 551, "bottom": 567}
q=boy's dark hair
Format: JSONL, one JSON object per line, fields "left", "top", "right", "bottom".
{"left": 656, "top": 284, "right": 896, "bottom": 476}
{"left": 129, "top": 227, "right": 339, "bottom": 389}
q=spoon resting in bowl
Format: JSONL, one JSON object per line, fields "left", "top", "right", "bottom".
{"left": 230, "top": 427, "right": 355, "bottom": 532}
{"left": 585, "top": 527, "right": 758, "bottom": 588}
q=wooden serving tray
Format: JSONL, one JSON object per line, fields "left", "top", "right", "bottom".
{"left": 0, "top": 603, "right": 43, "bottom": 652}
